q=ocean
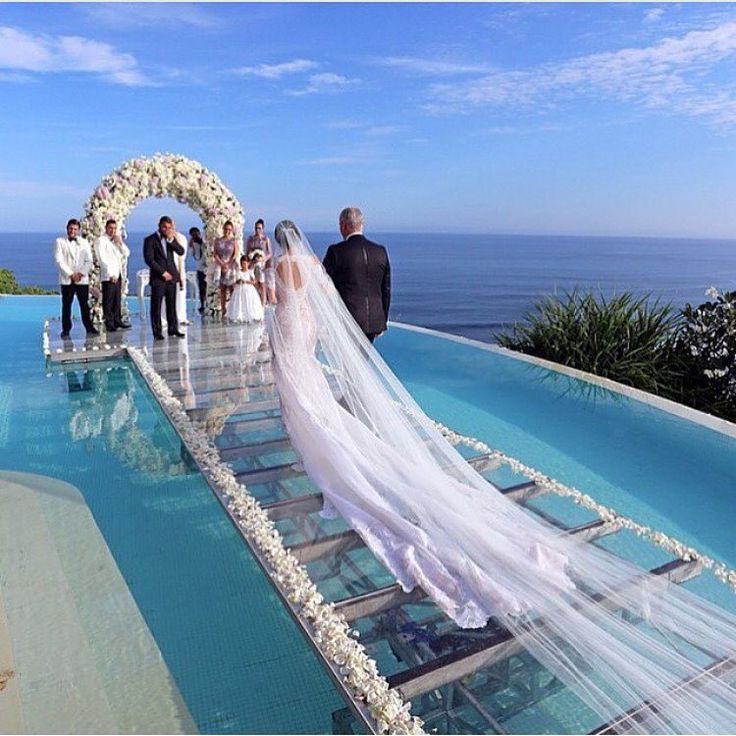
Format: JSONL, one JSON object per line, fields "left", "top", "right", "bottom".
{"left": 4, "top": 231, "right": 736, "bottom": 342}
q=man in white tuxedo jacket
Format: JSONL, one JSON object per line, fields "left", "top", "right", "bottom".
{"left": 54, "top": 218, "right": 97, "bottom": 338}
{"left": 95, "top": 218, "right": 131, "bottom": 332}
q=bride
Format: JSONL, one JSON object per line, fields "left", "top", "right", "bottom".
{"left": 268, "top": 221, "right": 736, "bottom": 733}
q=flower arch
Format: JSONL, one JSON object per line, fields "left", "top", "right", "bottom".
{"left": 82, "top": 153, "right": 244, "bottom": 322}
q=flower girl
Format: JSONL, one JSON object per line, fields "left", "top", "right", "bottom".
{"left": 226, "top": 254, "right": 264, "bottom": 323}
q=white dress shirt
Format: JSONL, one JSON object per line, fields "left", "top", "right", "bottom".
{"left": 95, "top": 234, "right": 130, "bottom": 281}
{"left": 54, "top": 236, "right": 93, "bottom": 286}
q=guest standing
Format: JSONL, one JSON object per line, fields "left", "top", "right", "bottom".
{"left": 54, "top": 218, "right": 98, "bottom": 338}
{"left": 143, "top": 216, "right": 185, "bottom": 341}
{"left": 246, "top": 219, "right": 274, "bottom": 305}
{"left": 188, "top": 226, "right": 207, "bottom": 314}
{"left": 323, "top": 207, "right": 391, "bottom": 343}
{"left": 95, "top": 218, "right": 131, "bottom": 332}
{"left": 212, "top": 220, "right": 239, "bottom": 316}
{"left": 173, "top": 223, "right": 189, "bottom": 325}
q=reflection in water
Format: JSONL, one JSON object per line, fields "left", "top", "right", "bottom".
{"left": 177, "top": 322, "right": 270, "bottom": 439}
{"left": 65, "top": 366, "right": 196, "bottom": 478}
{"left": 519, "top": 359, "right": 627, "bottom": 407}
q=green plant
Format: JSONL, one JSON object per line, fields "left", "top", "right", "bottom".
{"left": 0, "top": 267, "right": 56, "bottom": 295}
{"left": 0, "top": 268, "right": 21, "bottom": 294}
{"left": 497, "top": 290, "right": 681, "bottom": 394}
{"left": 670, "top": 288, "right": 736, "bottom": 420}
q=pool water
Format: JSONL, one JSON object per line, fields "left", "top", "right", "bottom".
{"left": 379, "top": 325, "right": 736, "bottom": 570}
{"left": 3, "top": 296, "right": 736, "bottom": 734}
{"left": 0, "top": 296, "right": 344, "bottom": 733}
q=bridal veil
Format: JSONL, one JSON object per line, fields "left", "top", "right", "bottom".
{"left": 267, "top": 221, "right": 736, "bottom": 733}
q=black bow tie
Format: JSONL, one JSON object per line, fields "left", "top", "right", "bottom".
{"left": 69, "top": 237, "right": 77, "bottom": 242}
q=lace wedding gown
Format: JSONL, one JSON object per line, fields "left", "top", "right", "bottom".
{"left": 267, "top": 225, "right": 736, "bottom": 733}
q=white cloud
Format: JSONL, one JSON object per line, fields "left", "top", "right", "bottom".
{"left": 232, "top": 59, "right": 319, "bottom": 79}
{"left": 0, "top": 26, "right": 151, "bottom": 86}
{"left": 380, "top": 56, "right": 490, "bottom": 76}
{"left": 644, "top": 8, "right": 665, "bottom": 24}
{"left": 324, "top": 119, "right": 364, "bottom": 130}
{"left": 0, "top": 71, "right": 34, "bottom": 83}
{"left": 364, "top": 124, "right": 406, "bottom": 137}
{"left": 80, "top": 4, "right": 222, "bottom": 29}
{"left": 0, "top": 178, "right": 88, "bottom": 197}
{"left": 298, "top": 156, "right": 361, "bottom": 166}
{"left": 425, "top": 21, "right": 736, "bottom": 128}
{"left": 287, "top": 72, "right": 359, "bottom": 96}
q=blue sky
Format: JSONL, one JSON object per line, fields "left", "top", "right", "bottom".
{"left": 2, "top": 2, "right": 736, "bottom": 237}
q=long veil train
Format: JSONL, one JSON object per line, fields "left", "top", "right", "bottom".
{"left": 267, "top": 221, "right": 736, "bottom": 733}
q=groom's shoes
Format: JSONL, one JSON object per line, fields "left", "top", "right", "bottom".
{"left": 153, "top": 333, "right": 165, "bottom": 341}
{"left": 168, "top": 330, "right": 186, "bottom": 338}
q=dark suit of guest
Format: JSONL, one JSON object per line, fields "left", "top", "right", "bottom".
{"left": 143, "top": 232, "right": 184, "bottom": 338}
{"left": 323, "top": 233, "right": 391, "bottom": 342}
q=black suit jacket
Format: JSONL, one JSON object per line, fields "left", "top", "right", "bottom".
{"left": 143, "top": 232, "right": 184, "bottom": 283}
{"left": 323, "top": 233, "right": 391, "bottom": 335}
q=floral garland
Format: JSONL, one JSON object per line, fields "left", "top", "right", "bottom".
{"left": 41, "top": 327, "right": 736, "bottom": 730}
{"left": 42, "top": 320, "right": 50, "bottom": 358}
{"left": 125, "top": 346, "right": 423, "bottom": 735}
{"left": 432, "top": 420, "right": 736, "bottom": 593}
{"left": 82, "top": 153, "right": 245, "bottom": 322}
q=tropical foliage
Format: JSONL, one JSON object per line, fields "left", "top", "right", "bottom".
{"left": 498, "top": 288, "right": 736, "bottom": 422}
{"left": 0, "top": 268, "right": 55, "bottom": 295}
{"left": 497, "top": 290, "right": 681, "bottom": 394}
{"left": 671, "top": 288, "right": 736, "bottom": 421}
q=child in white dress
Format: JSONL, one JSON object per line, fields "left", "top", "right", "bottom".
{"left": 227, "top": 254, "right": 264, "bottom": 323}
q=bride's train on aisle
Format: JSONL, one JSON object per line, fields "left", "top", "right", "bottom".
{"left": 266, "top": 221, "right": 736, "bottom": 734}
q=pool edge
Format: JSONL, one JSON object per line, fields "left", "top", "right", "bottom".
{"left": 389, "top": 321, "right": 736, "bottom": 441}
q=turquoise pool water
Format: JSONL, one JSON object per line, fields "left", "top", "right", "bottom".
{"left": 4, "top": 295, "right": 736, "bottom": 733}
{"left": 380, "top": 325, "right": 736, "bottom": 571}
{"left": 0, "top": 296, "right": 343, "bottom": 733}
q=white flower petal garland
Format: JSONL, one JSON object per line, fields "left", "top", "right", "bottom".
{"left": 82, "top": 153, "right": 245, "bottom": 321}
{"left": 432, "top": 419, "right": 736, "bottom": 593}
{"left": 125, "top": 346, "right": 424, "bottom": 735}
{"left": 42, "top": 320, "right": 50, "bottom": 357}
{"left": 42, "top": 326, "right": 736, "bottom": 729}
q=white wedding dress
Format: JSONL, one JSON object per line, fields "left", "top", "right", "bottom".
{"left": 267, "top": 223, "right": 736, "bottom": 734}
{"left": 227, "top": 267, "right": 264, "bottom": 323}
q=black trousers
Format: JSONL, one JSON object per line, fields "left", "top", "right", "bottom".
{"left": 150, "top": 278, "right": 178, "bottom": 337}
{"left": 102, "top": 279, "right": 122, "bottom": 329}
{"left": 197, "top": 270, "right": 207, "bottom": 309}
{"left": 60, "top": 283, "right": 94, "bottom": 334}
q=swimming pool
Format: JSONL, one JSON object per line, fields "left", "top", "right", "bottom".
{"left": 0, "top": 296, "right": 343, "bottom": 733}
{"left": 3, "top": 295, "right": 736, "bottom": 733}
{"left": 380, "top": 323, "right": 736, "bottom": 571}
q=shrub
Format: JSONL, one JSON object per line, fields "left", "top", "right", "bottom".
{"left": 497, "top": 290, "right": 682, "bottom": 394}
{"left": 0, "top": 268, "right": 20, "bottom": 294}
{"left": 0, "top": 267, "right": 56, "bottom": 295}
{"left": 671, "top": 288, "right": 736, "bottom": 420}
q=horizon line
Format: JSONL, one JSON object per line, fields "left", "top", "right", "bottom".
{"left": 4, "top": 229, "right": 736, "bottom": 242}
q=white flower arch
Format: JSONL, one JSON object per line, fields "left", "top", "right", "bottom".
{"left": 82, "top": 153, "right": 245, "bottom": 322}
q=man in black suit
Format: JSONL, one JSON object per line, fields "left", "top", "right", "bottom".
{"left": 323, "top": 207, "right": 391, "bottom": 343}
{"left": 143, "top": 216, "right": 185, "bottom": 340}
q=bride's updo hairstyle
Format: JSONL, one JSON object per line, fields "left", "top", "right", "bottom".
{"left": 274, "top": 220, "right": 304, "bottom": 253}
